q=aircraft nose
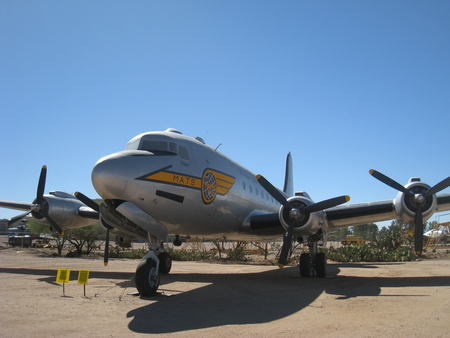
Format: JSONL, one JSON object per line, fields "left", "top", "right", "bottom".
{"left": 91, "top": 151, "right": 141, "bottom": 200}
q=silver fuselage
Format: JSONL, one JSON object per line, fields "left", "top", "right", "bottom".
{"left": 92, "top": 130, "right": 283, "bottom": 241}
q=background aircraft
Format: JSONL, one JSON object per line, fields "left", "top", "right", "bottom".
{"left": 1, "top": 128, "right": 450, "bottom": 296}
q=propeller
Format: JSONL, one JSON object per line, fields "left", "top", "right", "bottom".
{"left": 7, "top": 166, "right": 64, "bottom": 234}
{"left": 74, "top": 192, "right": 111, "bottom": 266}
{"left": 369, "top": 169, "right": 450, "bottom": 255}
{"left": 5, "top": 210, "right": 32, "bottom": 227}
{"left": 256, "top": 175, "right": 350, "bottom": 268}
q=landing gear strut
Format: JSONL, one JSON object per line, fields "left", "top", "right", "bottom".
{"left": 299, "top": 234, "right": 327, "bottom": 278}
{"left": 135, "top": 235, "right": 172, "bottom": 297}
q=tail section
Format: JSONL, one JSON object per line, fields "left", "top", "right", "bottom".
{"left": 283, "top": 152, "right": 294, "bottom": 197}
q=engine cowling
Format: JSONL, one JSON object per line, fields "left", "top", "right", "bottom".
{"left": 32, "top": 191, "right": 97, "bottom": 230}
{"left": 279, "top": 195, "right": 325, "bottom": 237}
{"left": 393, "top": 178, "right": 438, "bottom": 224}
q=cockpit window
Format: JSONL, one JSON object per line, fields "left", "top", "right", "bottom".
{"left": 138, "top": 140, "right": 177, "bottom": 155}
{"left": 141, "top": 140, "right": 167, "bottom": 152}
{"left": 125, "top": 138, "right": 140, "bottom": 150}
{"left": 125, "top": 135, "right": 186, "bottom": 158}
{"left": 169, "top": 142, "right": 177, "bottom": 153}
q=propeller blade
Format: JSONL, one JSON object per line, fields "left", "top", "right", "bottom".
{"left": 74, "top": 191, "right": 100, "bottom": 212}
{"left": 6, "top": 211, "right": 32, "bottom": 227}
{"left": 424, "top": 176, "right": 450, "bottom": 197}
{"left": 302, "top": 195, "right": 350, "bottom": 214}
{"left": 104, "top": 226, "right": 110, "bottom": 266}
{"left": 414, "top": 206, "right": 423, "bottom": 255}
{"left": 256, "top": 175, "right": 292, "bottom": 210}
{"left": 36, "top": 165, "right": 47, "bottom": 203}
{"left": 278, "top": 223, "right": 295, "bottom": 268}
{"left": 45, "top": 214, "right": 64, "bottom": 235}
{"left": 369, "top": 170, "right": 413, "bottom": 196}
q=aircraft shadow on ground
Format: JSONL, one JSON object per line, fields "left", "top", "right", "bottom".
{"left": 125, "top": 264, "right": 450, "bottom": 334}
{"left": 0, "top": 267, "right": 135, "bottom": 286}
{"left": 2, "top": 264, "right": 450, "bottom": 334}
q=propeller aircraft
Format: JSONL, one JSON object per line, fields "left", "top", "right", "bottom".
{"left": 1, "top": 128, "right": 450, "bottom": 296}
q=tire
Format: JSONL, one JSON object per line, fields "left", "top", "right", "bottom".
{"left": 299, "top": 253, "right": 311, "bottom": 277}
{"left": 159, "top": 252, "right": 172, "bottom": 274}
{"left": 135, "top": 258, "right": 160, "bottom": 296}
{"left": 315, "top": 252, "right": 327, "bottom": 278}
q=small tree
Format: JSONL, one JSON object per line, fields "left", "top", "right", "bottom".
{"left": 28, "top": 219, "right": 67, "bottom": 255}
{"left": 66, "top": 224, "right": 103, "bottom": 256}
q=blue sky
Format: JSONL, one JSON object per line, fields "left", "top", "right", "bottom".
{"left": 1, "top": 1, "right": 450, "bottom": 227}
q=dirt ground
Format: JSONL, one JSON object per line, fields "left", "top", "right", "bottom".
{"left": 1, "top": 246, "right": 450, "bottom": 338}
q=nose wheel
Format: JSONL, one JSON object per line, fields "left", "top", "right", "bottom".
{"left": 135, "top": 257, "right": 160, "bottom": 297}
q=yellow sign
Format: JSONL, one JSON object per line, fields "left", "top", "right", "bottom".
{"left": 56, "top": 269, "right": 71, "bottom": 283}
{"left": 77, "top": 270, "right": 90, "bottom": 285}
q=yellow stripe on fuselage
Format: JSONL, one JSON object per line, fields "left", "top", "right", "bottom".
{"left": 145, "top": 171, "right": 201, "bottom": 189}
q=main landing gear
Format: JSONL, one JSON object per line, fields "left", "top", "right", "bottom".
{"left": 298, "top": 235, "right": 327, "bottom": 278}
{"left": 135, "top": 236, "right": 172, "bottom": 297}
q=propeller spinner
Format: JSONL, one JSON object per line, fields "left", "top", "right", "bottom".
{"left": 256, "top": 175, "right": 350, "bottom": 268}
{"left": 369, "top": 169, "right": 450, "bottom": 255}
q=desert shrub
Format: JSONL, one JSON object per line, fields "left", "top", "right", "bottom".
{"left": 165, "top": 247, "right": 218, "bottom": 261}
{"left": 108, "top": 248, "right": 147, "bottom": 259}
{"left": 324, "top": 244, "right": 417, "bottom": 262}
{"left": 226, "top": 247, "right": 251, "bottom": 262}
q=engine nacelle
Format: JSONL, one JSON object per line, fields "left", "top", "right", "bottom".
{"left": 393, "top": 178, "right": 438, "bottom": 224}
{"left": 32, "top": 191, "right": 97, "bottom": 230}
{"left": 279, "top": 195, "right": 325, "bottom": 237}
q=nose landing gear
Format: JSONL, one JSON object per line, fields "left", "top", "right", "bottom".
{"left": 135, "top": 234, "right": 172, "bottom": 297}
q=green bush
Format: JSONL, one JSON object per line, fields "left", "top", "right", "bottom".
{"left": 165, "top": 247, "right": 218, "bottom": 261}
{"left": 108, "top": 248, "right": 147, "bottom": 259}
{"left": 324, "top": 244, "right": 417, "bottom": 262}
{"left": 226, "top": 247, "right": 251, "bottom": 262}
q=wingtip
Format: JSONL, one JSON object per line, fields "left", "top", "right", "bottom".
{"left": 345, "top": 195, "right": 351, "bottom": 202}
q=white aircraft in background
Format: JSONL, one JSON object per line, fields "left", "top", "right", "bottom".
{"left": 2, "top": 128, "right": 450, "bottom": 296}
{"left": 424, "top": 227, "right": 450, "bottom": 244}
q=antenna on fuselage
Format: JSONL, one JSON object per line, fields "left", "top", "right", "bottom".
{"left": 215, "top": 143, "right": 222, "bottom": 151}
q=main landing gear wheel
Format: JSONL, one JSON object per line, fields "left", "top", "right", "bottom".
{"left": 315, "top": 252, "right": 327, "bottom": 277}
{"left": 299, "top": 253, "right": 311, "bottom": 277}
{"left": 135, "top": 258, "right": 160, "bottom": 297}
{"left": 159, "top": 252, "right": 172, "bottom": 274}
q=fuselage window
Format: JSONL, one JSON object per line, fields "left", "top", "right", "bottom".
{"left": 179, "top": 145, "right": 189, "bottom": 160}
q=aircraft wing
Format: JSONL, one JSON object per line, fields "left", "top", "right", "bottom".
{"left": 325, "top": 200, "right": 395, "bottom": 228}
{"left": 0, "top": 200, "right": 32, "bottom": 212}
{"left": 326, "top": 193, "right": 450, "bottom": 229}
